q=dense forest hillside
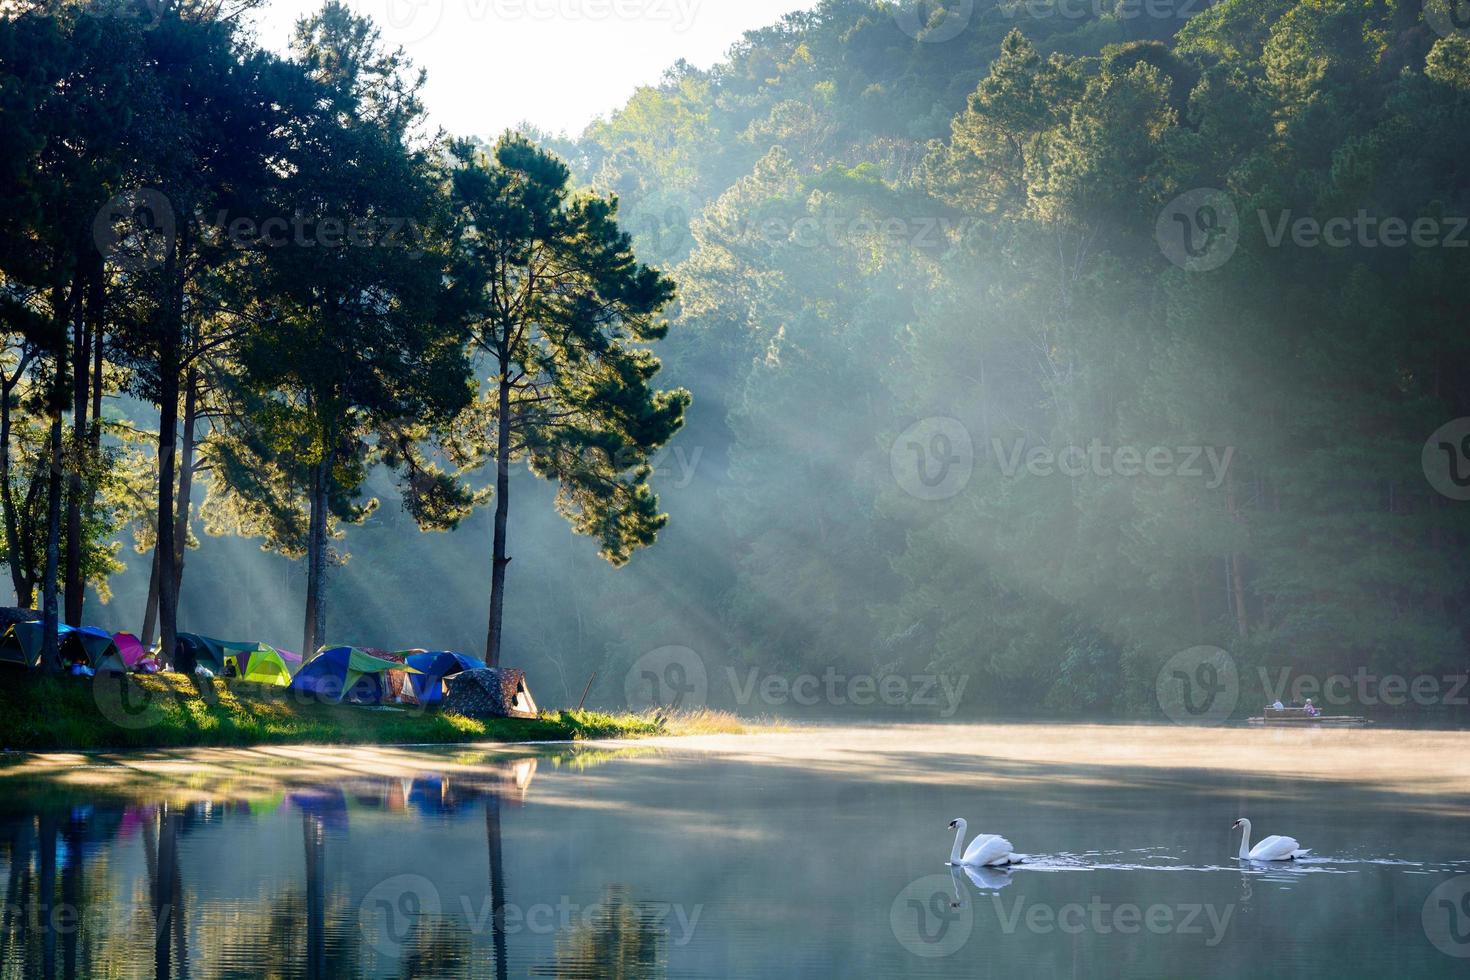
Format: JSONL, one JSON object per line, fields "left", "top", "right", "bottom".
{"left": 21, "top": 0, "right": 1470, "bottom": 716}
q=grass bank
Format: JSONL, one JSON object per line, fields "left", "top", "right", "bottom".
{"left": 0, "top": 671, "right": 743, "bottom": 752}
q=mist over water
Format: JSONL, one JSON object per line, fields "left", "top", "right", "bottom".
{"left": 3, "top": 726, "right": 1469, "bottom": 977}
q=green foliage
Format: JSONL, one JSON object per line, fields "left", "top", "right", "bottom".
{"left": 3, "top": 0, "right": 1465, "bottom": 721}
{"left": 446, "top": 133, "right": 690, "bottom": 566}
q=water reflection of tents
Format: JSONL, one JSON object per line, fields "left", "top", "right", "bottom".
{"left": 288, "top": 647, "right": 418, "bottom": 704}
{"left": 286, "top": 787, "right": 349, "bottom": 830}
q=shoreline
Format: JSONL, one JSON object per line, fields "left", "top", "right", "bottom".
{"left": 0, "top": 671, "right": 741, "bottom": 754}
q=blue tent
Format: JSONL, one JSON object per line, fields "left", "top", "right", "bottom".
{"left": 287, "top": 647, "right": 417, "bottom": 704}
{"left": 405, "top": 652, "right": 486, "bottom": 705}
{"left": 0, "top": 622, "right": 126, "bottom": 672}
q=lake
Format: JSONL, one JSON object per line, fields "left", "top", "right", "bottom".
{"left": 2, "top": 724, "right": 1468, "bottom": 978}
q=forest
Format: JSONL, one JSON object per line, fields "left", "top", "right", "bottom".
{"left": 2, "top": 0, "right": 1467, "bottom": 717}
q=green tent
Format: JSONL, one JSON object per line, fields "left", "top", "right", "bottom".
{"left": 0, "top": 621, "right": 43, "bottom": 667}
{"left": 178, "top": 634, "right": 281, "bottom": 678}
{"left": 67, "top": 627, "right": 128, "bottom": 673}
{"left": 289, "top": 647, "right": 419, "bottom": 703}
{"left": 225, "top": 643, "right": 296, "bottom": 687}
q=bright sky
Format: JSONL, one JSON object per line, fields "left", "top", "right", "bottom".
{"left": 248, "top": 0, "right": 820, "bottom": 138}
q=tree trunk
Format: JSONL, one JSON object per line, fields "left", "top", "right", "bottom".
{"left": 485, "top": 367, "right": 512, "bottom": 668}
{"left": 1225, "top": 471, "right": 1249, "bottom": 639}
{"left": 156, "top": 234, "right": 183, "bottom": 667}
{"left": 91, "top": 268, "right": 104, "bottom": 449}
{"left": 80, "top": 257, "right": 107, "bottom": 616}
{"left": 172, "top": 369, "right": 199, "bottom": 604}
{"left": 64, "top": 277, "right": 91, "bottom": 626}
{"left": 39, "top": 273, "right": 69, "bottom": 667}
{"left": 141, "top": 545, "right": 161, "bottom": 645}
{"left": 0, "top": 355, "right": 34, "bottom": 608}
{"left": 40, "top": 412, "right": 63, "bottom": 671}
{"left": 1230, "top": 552, "right": 1249, "bottom": 638}
{"left": 302, "top": 449, "right": 332, "bottom": 656}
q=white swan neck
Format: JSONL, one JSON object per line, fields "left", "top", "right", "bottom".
{"left": 950, "top": 820, "right": 967, "bottom": 863}
{"left": 1237, "top": 820, "right": 1252, "bottom": 859}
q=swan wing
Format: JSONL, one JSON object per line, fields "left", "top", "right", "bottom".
{"left": 962, "top": 834, "right": 1014, "bottom": 867}
{"left": 1249, "top": 835, "right": 1301, "bottom": 860}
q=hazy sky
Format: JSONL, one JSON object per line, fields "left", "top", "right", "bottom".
{"left": 248, "top": 0, "right": 820, "bottom": 138}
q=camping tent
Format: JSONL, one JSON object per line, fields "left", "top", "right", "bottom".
{"left": 361, "top": 648, "right": 412, "bottom": 703}
{"left": 441, "top": 668, "right": 538, "bottom": 719}
{"left": 224, "top": 643, "right": 296, "bottom": 686}
{"left": 288, "top": 647, "right": 418, "bottom": 704}
{"left": 173, "top": 634, "right": 292, "bottom": 681}
{"left": 174, "top": 633, "right": 227, "bottom": 675}
{"left": 63, "top": 626, "right": 128, "bottom": 673}
{"left": 404, "top": 652, "right": 487, "bottom": 705}
{"left": 0, "top": 621, "right": 43, "bottom": 667}
{"left": 0, "top": 622, "right": 126, "bottom": 672}
{"left": 113, "top": 632, "right": 162, "bottom": 673}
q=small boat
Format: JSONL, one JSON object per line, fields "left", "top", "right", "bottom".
{"left": 1246, "top": 706, "right": 1372, "bottom": 727}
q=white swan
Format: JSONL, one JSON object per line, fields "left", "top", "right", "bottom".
{"left": 947, "top": 818, "right": 1024, "bottom": 867}
{"left": 1233, "top": 818, "right": 1309, "bottom": 861}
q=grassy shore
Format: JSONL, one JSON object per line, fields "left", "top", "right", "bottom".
{"left": 0, "top": 671, "right": 742, "bottom": 753}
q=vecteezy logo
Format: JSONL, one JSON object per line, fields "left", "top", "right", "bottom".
{"left": 624, "top": 645, "right": 708, "bottom": 712}
{"left": 359, "top": 874, "right": 442, "bottom": 958}
{"left": 92, "top": 188, "right": 174, "bottom": 272}
{"left": 1425, "top": 0, "right": 1470, "bottom": 38}
{"left": 891, "top": 874, "right": 973, "bottom": 958}
{"left": 892, "top": 0, "right": 975, "bottom": 43}
{"left": 1423, "top": 418, "right": 1470, "bottom": 502}
{"left": 1423, "top": 875, "right": 1470, "bottom": 958}
{"left": 91, "top": 670, "right": 178, "bottom": 731}
{"left": 1157, "top": 646, "right": 1239, "bottom": 725}
{"left": 891, "top": 417, "right": 975, "bottom": 501}
{"left": 382, "top": 0, "right": 445, "bottom": 45}
{"left": 1156, "top": 188, "right": 1240, "bottom": 272}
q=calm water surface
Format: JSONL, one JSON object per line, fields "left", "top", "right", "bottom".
{"left": 2, "top": 724, "right": 1468, "bottom": 978}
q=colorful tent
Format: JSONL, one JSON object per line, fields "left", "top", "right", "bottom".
{"left": 174, "top": 633, "right": 227, "bottom": 674}
{"left": 362, "top": 648, "right": 412, "bottom": 703}
{"left": 113, "top": 632, "right": 162, "bottom": 673}
{"left": 288, "top": 647, "right": 418, "bottom": 704}
{"left": 405, "top": 652, "right": 487, "bottom": 705}
{"left": 224, "top": 643, "right": 296, "bottom": 687}
{"left": 174, "top": 634, "right": 293, "bottom": 681}
{"left": 0, "top": 622, "right": 126, "bottom": 672}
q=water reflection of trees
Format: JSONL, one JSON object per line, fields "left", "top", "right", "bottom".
{"left": 533, "top": 885, "right": 669, "bottom": 980}
{"left": 0, "top": 751, "right": 564, "bottom": 978}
